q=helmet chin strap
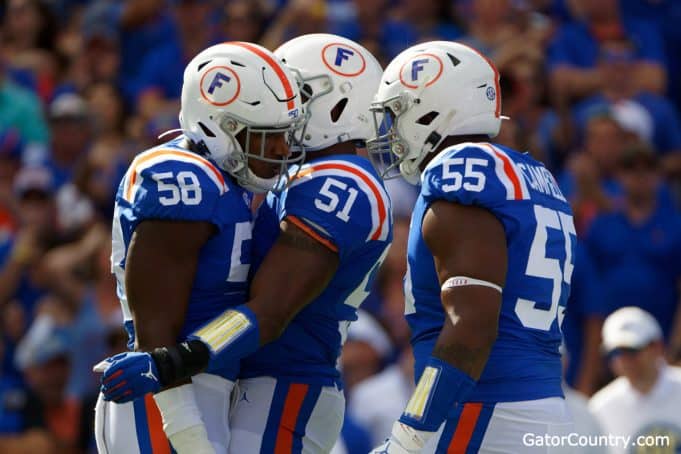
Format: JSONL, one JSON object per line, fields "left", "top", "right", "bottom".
{"left": 240, "top": 169, "right": 280, "bottom": 194}
{"left": 399, "top": 108, "right": 457, "bottom": 185}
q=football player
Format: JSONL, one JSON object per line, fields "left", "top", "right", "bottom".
{"left": 99, "top": 33, "right": 393, "bottom": 453}
{"left": 95, "top": 42, "right": 304, "bottom": 454}
{"left": 367, "top": 41, "right": 576, "bottom": 453}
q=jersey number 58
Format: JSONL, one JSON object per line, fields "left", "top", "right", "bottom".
{"left": 153, "top": 171, "right": 203, "bottom": 206}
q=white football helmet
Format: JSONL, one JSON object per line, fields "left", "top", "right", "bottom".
{"left": 274, "top": 33, "right": 382, "bottom": 151}
{"left": 367, "top": 41, "right": 505, "bottom": 184}
{"left": 180, "top": 41, "right": 305, "bottom": 193}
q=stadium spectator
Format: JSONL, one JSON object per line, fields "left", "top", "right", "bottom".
{"left": 44, "top": 93, "right": 92, "bottom": 189}
{"left": 260, "top": 0, "right": 328, "bottom": 50}
{"left": 558, "top": 112, "right": 625, "bottom": 233}
{"left": 0, "top": 128, "right": 24, "bottom": 231}
{"left": 571, "top": 43, "right": 681, "bottom": 156}
{"left": 1, "top": 0, "right": 59, "bottom": 101}
{"left": 347, "top": 347, "right": 413, "bottom": 445}
{"left": 79, "top": 83, "right": 132, "bottom": 212}
{"left": 459, "top": 0, "right": 551, "bottom": 72}
{"left": 0, "top": 47, "right": 49, "bottom": 146}
{"left": 548, "top": 0, "right": 667, "bottom": 102}
{"left": 331, "top": 414, "right": 373, "bottom": 454}
{"left": 69, "top": 9, "right": 124, "bottom": 100}
{"left": 590, "top": 307, "right": 681, "bottom": 454}
{"left": 381, "top": 0, "right": 461, "bottom": 59}
{"left": 562, "top": 389, "right": 606, "bottom": 454}
{"left": 561, "top": 342, "right": 607, "bottom": 454}
{"left": 132, "top": 0, "right": 220, "bottom": 119}
{"left": 221, "top": 0, "right": 267, "bottom": 43}
{"left": 586, "top": 144, "right": 681, "bottom": 342}
{"left": 619, "top": 0, "right": 681, "bottom": 110}
{"left": 327, "top": 0, "right": 388, "bottom": 64}
{"left": 562, "top": 242, "right": 607, "bottom": 396}
{"left": 13, "top": 312, "right": 95, "bottom": 454}
{"left": 0, "top": 167, "right": 58, "bottom": 322}
{"left": 0, "top": 339, "right": 56, "bottom": 454}
{"left": 39, "top": 224, "right": 112, "bottom": 398}
{"left": 78, "top": 0, "right": 177, "bottom": 105}
{"left": 498, "top": 59, "right": 553, "bottom": 164}
{"left": 341, "top": 310, "right": 392, "bottom": 393}
{"left": 374, "top": 216, "right": 411, "bottom": 347}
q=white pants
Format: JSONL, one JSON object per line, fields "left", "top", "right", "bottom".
{"left": 425, "top": 397, "right": 574, "bottom": 453}
{"left": 94, "top": 373, "right": 234, "bottom": 454}
{"left": 229, "top": 377, "right": 345, "bottom": 454}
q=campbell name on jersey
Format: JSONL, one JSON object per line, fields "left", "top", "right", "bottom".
{"left": 111, "top": 136, "right": 252, "bottom": 380}
{"left": 241, "top": 155, "right": 393, "bottom": 385}
{"left": 407, "top": 142, "right": 575, "bottom": 403}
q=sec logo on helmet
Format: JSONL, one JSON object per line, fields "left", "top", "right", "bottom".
{"left": 321, "top": 43, "right": 366, "bottom": 77}
{"left": 399, "top": 53, "right": 444, "bottom": 89}
{"left": 200, "top": 66, "right": 241, "bottom": 106}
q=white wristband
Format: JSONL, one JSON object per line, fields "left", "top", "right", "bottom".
{"left": 442, "top": 276, "right": 502, "bottom": 293}
{"left": 153, "top": 384, "right": 215, "bottom": 453}
{"left": 153, "top": 384, "right": 202, "bottom": 436}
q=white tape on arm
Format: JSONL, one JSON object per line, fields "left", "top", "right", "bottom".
{"left": 153, "top": 384, "right": 216, "bottom": 454}
{"left": 441, "top": 276, "right": 502, "bottom": 293}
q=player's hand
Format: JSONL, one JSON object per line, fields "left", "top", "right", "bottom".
{"left": 95, "top": 352, "right": 161, "bottom": 402}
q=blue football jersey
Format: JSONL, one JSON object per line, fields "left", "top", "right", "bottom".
{"left": 240, "top": 155, "right": 393, "bottom": 385}
{"left": 407, "top": 142, "right": 575, "bottom": 403}
{"left": 111, "top": 137, "right": 252, "bottom": 380}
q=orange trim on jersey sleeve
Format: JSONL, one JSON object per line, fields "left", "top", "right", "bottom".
{"left": 447, "top": 402, "right": 483, "bottom": 454}
{"left": 287, "top": 215, "right": 339, "bottom": 253}
{"left": 486, "top": 145, "right": 523, "bottom": 200}
{"left": 230, "top": 42, "right": 296, "bottom": 110}
{"left": 125, "top": 149, "right": 226, "bottom": 202}
{"left": 290, "top": 163, "right": 388, "bottom": 241}
{"left": 274, "top": 384, "right": 309, "bottom": 454}
{"left": 144, "top": 394, "right": 172, "bottom": 454}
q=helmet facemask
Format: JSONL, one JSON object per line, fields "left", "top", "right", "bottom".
{"left": 206, "top": 110, "right": 307, "bottom": 193}
{"left": 368, "top": 91, "right": 445, "bottom": 184}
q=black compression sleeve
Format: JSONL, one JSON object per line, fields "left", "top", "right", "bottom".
{"left": 150, "top": 340, "right": 210, "bottom": 386}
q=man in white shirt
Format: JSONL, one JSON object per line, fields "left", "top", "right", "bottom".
{"left": 590, "top": 307, "right": 681, "bottom": 454}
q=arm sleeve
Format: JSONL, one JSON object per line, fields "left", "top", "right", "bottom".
{"left": 128, "top": 158, "right": 225, "bottom": 229}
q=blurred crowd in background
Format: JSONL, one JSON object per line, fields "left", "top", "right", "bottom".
{"left": 1, "top": 0, "right": 681, "bottom": 453}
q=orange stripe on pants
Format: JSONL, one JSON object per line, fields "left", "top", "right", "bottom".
{"left": 274, "top": 384, "right": 309, "bottom": 454}
{"left": 447, "top": 403, "right": 483, "bottom": 454}
{"left": 144, "top": 394, "right": 171, "bottom": 454}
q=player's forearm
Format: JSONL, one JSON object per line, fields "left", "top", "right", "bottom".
{"left": 434, "top": 288, "right": 499, "bottom": 379}
{"left": 126, "top": 223, "right": 208, "bottom": 350}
